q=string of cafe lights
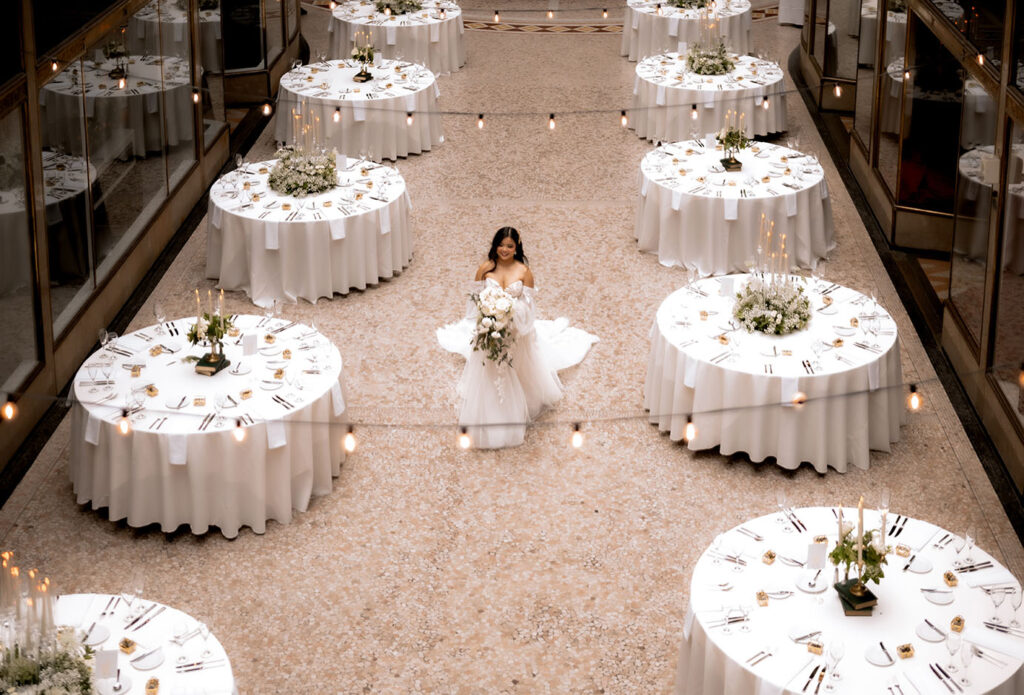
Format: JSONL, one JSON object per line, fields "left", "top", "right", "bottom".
{"left": 2, "top": 360, "right": 1023, "bottom": 450}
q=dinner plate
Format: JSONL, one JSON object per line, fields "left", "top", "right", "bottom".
{"left": 817, "top": 306, "right": 838, "bottom": 315}
{"left": 833, "top": 326, "right": 857, "bottom": 336}
{"left": 259, "top": 380, "right": 284, "bottom": 391}
{"left": 164, "top": 396, "right": 189, "bottom": 410}
{"left": 259, "top": 346, "right": 282, "bottom": 356}
{"left": 265, "top": 359, "right": 289, "bottom": 367}
{"left": 229, "top": 363, "right": 252, "bottom": 375}
{"left": 915, "top": 621, "right": 946, "bottom": 642}
{"left": 864, "top": 643, "right": 896, "bottom": 667}
{"left": 82, "top": 624, "right": 110, "bottom": 647}
{"left": 130, "top": 646, "right": 165, "bottom": 671}
{"left": 795, "top": 573, "right": 829, "bottom": 594}
{"left": 907, "top": 555, "right": 933, "bottom": 574}
{"left": 921, "top": 589, "right": 955, "bottom": 605}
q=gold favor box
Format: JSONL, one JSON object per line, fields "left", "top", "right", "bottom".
{"left": 944, "top": 571, "right": 958, "bottom": 587}
{"left": 807, "top": 640, "right": 823, "bottom": 655}
{"left": 240, "top": 389, "right": 253, "bottom": 400}
{"left": 762, "top": 550, "right": 776, "bottom": 565}
{"left": 897, "top": 644, "right": 914, "bottom": 659}
{"left": 894, "top": 544, "right": 911, "bottom": 557}
{"left": 951, "top": 615, "right": 964, "bottom": 632}
{"left": 756, "top": 590, "right": 769, "bottom": 607}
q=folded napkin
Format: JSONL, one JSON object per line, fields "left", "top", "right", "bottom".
{"left": 668, "top": 16, "right": 679, "bottom": 35}
{"left": 379, "top": 204, "right": 391, "bottom": 234}
{"left": 169, "top": 434, "right": 187, "bottom": 465}
{"left": 785, "top": 192, "right": 798, "bottom": 217}
{"left": 352, "top": 101, "right": 366, "bottom": 121}
{"left": 671, "top": 189, "right": 683, "bottom": 211}
{"left": 85, "top": 413, "right": 102, "bottom": 445}
{"left": 963, "top": 624, "right": 1024, "bottom": 660}
{"left": 405, "top": 93, "right": 417, "bottom": 111}
{"left": 867, "top": 359, "right": 880, "bottom": 390}
{"left": 329, "top": 217, "right": 346, "bottom": 240}
{"left": 210, "top": 203, "right": 223, "bottom": 228}
{"left": 781, "top": 376, "right": 800, "bottom": 404}
{"left": 264, "top": 221, "right": 280, "bottom": 250}
{"left": 385, "top": 26, "right": 396, "bottom": 44}
{"left": 430, "top": 21, "right": 440, "bottom": 41}
{"left": 331, "top": 382, "right": 346, "bottom": 416}
{"left": 656, "top": 85, "right": 666, "bottom": 106}
{"left": 964, "top": 564, "right": 1017, "bottom": 588}
{"left": 267, "top": 418, "right": 287, "bottom": 449}
{"left": 723, "top": 197, "right": 738, "bottom": 221}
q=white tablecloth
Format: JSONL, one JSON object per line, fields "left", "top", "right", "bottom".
{"left": 777, "top": 0, "right": 803, "bottom": 25}
{"left": 635, "top": 140, "right": 834, "bottom": 274}
{"left": 645, "top": 275, "right": 904, "bottom": 472}
{"left": 621, "top": 0, "right": 752, "bottom": 62}
{"left": 956, "top": 146, "right": 1024, "bottom": 275}
{"left": 127, "top": 0, "right": 223, "bottom": 71}
{"left": 674, "top": 507, "right": 1024, "bottom": 695}
{"left": 69, "top": 315, "right": 348, "bottom": 537}
{"left": 328, "top": 0, "right": 465, "bottom": 75}
{"left": 40, "top": 56, "right": 193, "bottom": 157}
{"left": 56, "top": 593, "right": 236, "bottom": 695}
{"left": 206, "top": 157, "right": 413, "bottom": 306}
{"left": 274, "top": 59, "right": 443, "bottom": 162}
{"left": 858, "top": 5, "right": 907, "bottom": 66}
{"left": 631, "top": 53, "right": 786, "bottom": 143}
{"left": 882, "top": 59, "right": 992, "bottom": 145}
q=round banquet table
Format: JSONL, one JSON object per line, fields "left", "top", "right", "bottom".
{"left": 630, "top": 53, "right": 786, "bottom": 143}
{"left": 39, "top": 56, "right": 193, "bottom": 158}
{"left": 69, "top": 315, "right": 348, "bottom": 537}
{"left": 56, "top": 593, "right": 236, "bottom": 694}
{"left": 635, "top": 140, "right": 835, "bottom": 275}
{"left": 645, "top": 275, "right": 904, "bottom": 472}
{"left": 274, "top": 59, "right": 443, "bottom": 162}
{"left": 127, "top": 0, "right": 223, "bottom": 71}
{"left": 621, "top": 0, "right": 753, "bottom": 62}
{"left": 206, "top": 158, "right": 413, "bottom": 306}
{"left": 881, "top": 59, "right": 993, "bottom": 145}
{"left": 328, "top": 0, "right": 465, "bottom": 76}
{"left": 857, "top": 4, "right": 907, "bottom": 67}
{"left": 955, "top": 146, "right": 1024, "bottom": 275}
{"left": 673, "top": 507, "right": 1024, "bottom": 695}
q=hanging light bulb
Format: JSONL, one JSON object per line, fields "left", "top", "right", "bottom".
{"left": 656, "top": 3, "right": 663, "bottom": 15}
{"left": 907, "top": 384, "right": 921, "bottom": 411}
{"left": 977, "top": 53, "right": 984, "bottom": 66}
{"left": 1, "top": 398, "right": 16, "bottom": 421}
{"left": 494, "top": 9, "right": 500, "bottom": 22}
{"left": 833, "top": 83, "right": 842, "bottom": 97}
{"left": 233, "top": 418, "right": 246, "bottom": 442}
{"left": 548, "top": 113, "right": 556, "bottom": 130}
{"left": 683, "top": 415, "right": 697, "bottom": 443}
{"left": 458, "top": 426, "right": 471, "bottom": 449}
{"left": 118, "top": 409, "right": 131, "bottom": 435}
{"left": 118, "top": 77, "right": 126, "bottom": 90}
{"left": 344, "top": 425, "right": 357, "bottom": 453}
{"left": 547, "top": 9, "right": 554, "bottom": 19}
{"left": 406, "top": 111, "right": 414, "bottom": 126}
{"left": 262, "top": 102, "right": 273, "bottom": 116}
{"left": 620, "top": 110, "right": 628, "bottom": 127}
{"left": 439, "top": 8, "right": 446, "bottom": 18}
{"left": 192, "top": 89, "right": 200, "bottom": 104}
{"left": 477, "top": 113, "right": 485, "bottom": 129}
{"left": 333, "top": 107, "right": 341, "bottom": 123}
{"left": 571, "top": 423, "right": 584, "bottom": 449}
{"left": 762, "top": 97, "right": 770, "bottom": 110}
{"left": 791, "top": 391, "right": 807, "bottom": 408}
{"left": 50, "top": 59, "right": 59, "bottom": 72}
{"left": 384, "top": 6, "right": 391, "bottom": 15}
{"left": 603, "top": 8, "right": 608, "bottom": 18}
{"left": 691, "top": 104, "right": 699, "bottom": 120}
{"left": 329, "top": 0, "right": 337, "bottom": 8}
{"left": 1018, "top": 362, "right": 1024, "bottom": 388}
{"left": 903, "top": 69, "right": 910, "bottom": 80}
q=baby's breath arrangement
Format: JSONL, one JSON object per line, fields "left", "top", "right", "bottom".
{"left": 375, "top": 0, "right": 422, "bottom": 14}
{"left": 670, "top": 0, "right": 707, "bottom": 8}
{"left": 268, "top": 147, "right": 337, "bottom": 198}
{"left": 733, "top": 276, "right": 811, "bottom": 335}
{"left": 0, "top": 632, "right": 94, "bottom": 694}
{"left": 686, "top": 40, "right": 735, "bottom": 76}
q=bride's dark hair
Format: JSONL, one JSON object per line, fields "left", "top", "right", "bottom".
{"left": 484, "top": 226, "right": 528, "bottom": 275}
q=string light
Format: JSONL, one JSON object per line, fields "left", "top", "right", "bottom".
{"left": 118, "top": 409, "right": 131, "bottom": 435}
{"left": 691, "top": 104, "right": 698, "bottom": 120}
{"left": 406, "top": 111, "right": 414, "bottom": 126}
{"left": 477, "top": 113, "right": 485, "bottom": 129}
{"left": 439, "top": 8, "right": 446, "bottom": 18}
{"left": 791, "top": 391, "right": 807, "bottom": 408}
{"left": 571, "top": 423, "right": 584, "bottom": 449}
{"left": 333, "top": 107, "right": 341, "bottom": 123}
{"left": 344, "top": 425, "right": 357, "bottom": 453}
{"left": 1, "top": 398, "right": 15, "bottom": 421}
{"left": 192, "top": 89, "right": 200, "bottom": 104}
{"left": 329, "top": 0, "right": 337, "bottom": 8}
{"left": 683, "top": 415, "right": 697, "bottom": 443}
{"left": 458, "top": 426, "right": 471, "bottom": 449}
{"left": 494, "top": 9, "right": 500, "bottom": 22}
{"left": 1018, "top": 362, "right": 1024, "bottom": 388}
{"left": 547, "top": 9, "right": 554, "bottom": 18}
{"left": 50, "top": 59, "right": 59, "bottom": 72}
{"left": 762, "top": 97, "right": 769, "bottom": 110}
{"left": 903, "top": 69, "right": 910, "bottom": 80}
{"left": 907, "top": 384, "right": 921, "bottom": 411}
{"left": 833, "top": 84, "right": 842, "bottom": 97}
{"left": 118, "top": 77, "right": 126, "bottom": 90}
{"left": 977, "top": 54, "right": 985, "bottom": 66}
{"left": 656, "top": 3, "right": 663, "bottom": 14}
{"left": 603, "top": 8, "right": 608, "bottom": 17}
{"left": 548, "top": 113, "right": 556, "bottom": 130}
{"left": 233, "top": 419, "right": 246, "bottom": 442}
{"left": 262, "top": 102, "right": 273, "bottom": 116}
{"left": 620, "top": 110, "right": 628, "bottom": 127}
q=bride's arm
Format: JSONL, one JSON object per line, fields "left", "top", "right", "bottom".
{"left": 522, "top": 266, "right": 535, "bottom": 288}
{"left": 474, "top": 260, "right": 491, "bottom": 282}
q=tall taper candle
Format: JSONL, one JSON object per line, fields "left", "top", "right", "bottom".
{"left": 838, "top": 504, "right": 843, "bottom": 541}
{"left": 219, "top": 289, "right": 224, "bottom": 317}
{"left": 857, "top": 495, "right": 864, "bottom": 566}
{"left": 195, "top": 289, "right": 201, "bottom": 324}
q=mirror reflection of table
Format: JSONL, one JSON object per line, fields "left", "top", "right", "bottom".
{"left": 127, "top": 0, "right": 223, "bottom": 72}
{"left": 621, "top": 0, "right": 753, "bottom": 62}
{"left": 956, "top": 146, "right": 1024, "bottom": 275}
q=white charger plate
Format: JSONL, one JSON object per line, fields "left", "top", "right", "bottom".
{"left": 82, "top": 623, "right": 110, "bottom": 646}
{"left": 921, "top": 589, "right": 955, "bottom": 605}
{"left": 864, "top": 643, "right": 896, "bottom": 667}
{"left": 129, "top": 646, "right": 165, "bottom": 671}
{"left": 915, "top": 621, "right": 946, "bottom": 642}
{"left": 908, "top": 555, "right": 933, "bottom": 574}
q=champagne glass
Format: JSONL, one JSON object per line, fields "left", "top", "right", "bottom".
{"left": 214, "top": 392, "right": 229, "bottom": 428}
{"left": 959, "top": 643, "right": 973, "bottom": 686}
{"left": 990, "top": 587, "right": 1006, "bottom": 623}
{"left": 1011, "top": 587, "right": 1022, "bottom": 627}
{"left": 710, "top": 534, "right": 725, "bottom": 566}
{"left": 153, "top": 302, "right": 166, "bottom": 334}
{"left": 957, "top": 526, "right": 976, "bottom": 564}
{"left": 811, "top": 341, "right": 823, "bottom": 370}
{"left": 776, "top": 490, "right": 790, "bottom": 531}
{"left": 100, "top": 360, "right": 113, "bottom": 388}
{"left": 827, "top": 640, "right": 845, "bottom": 686}
{"left": 945, "top": 632, "right": 961, "bottom": 672}
{"left": 87, "top": 365, "right": 99, "bottom": 393}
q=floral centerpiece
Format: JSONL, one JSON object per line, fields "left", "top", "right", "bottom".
{"left": 375, "top": 0, "right": 422, "bottom": 15}
{"left": 351, "top": 43, "right": 375, "bottom": 82}
{"left": 670, "top": 0, "right": 707, "bottom": 7}
{"left": 0, "top": 634, "right": 94, "bottom": 694}
{"left": 733, "top": 275, "right": 811, "bottom": 335}
{"left": 830, "top": 523, "right": 888, "bottom": 584}
{"left": 188, "top": 290, "right": 234, "bottom": 375}
{"left": 268, "top": 147, "right": 337, "bottom": 198}
{"left": 102, "top": 39, "right": 128, "bottom": 80}
{"left": 715, "top": 123, "right": 750, "bottom": 170}
{"left": 686, "top": 40, "right": 735, "bottom": 76}
{"left": 470, "top": 284, "right": 516, "bottom": 366}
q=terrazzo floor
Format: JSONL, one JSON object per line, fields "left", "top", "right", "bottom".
{"left": 3, "top": 4, "right": 1023, "bottom": 693}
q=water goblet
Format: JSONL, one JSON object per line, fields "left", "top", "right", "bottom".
{"left": 106, "top": 331, "right": 119, "bottom": 351}
{"left": 235, "top": 153, "right": 244, "bottom": 172}
{"left": 776, "top": 490, "right": 790, "bottom": 531}
{"left": 99, "top": 328, "right": 110, "bottom": 349}
{"left": 959, "top": 643, "right": 973, "bottom": 686}
{"left": 1012, "top": 587, "right": 1022, "bottom": 627}
{"left": 990, "top": 587, "right": 1007, "bottom": 623}
{"left": 945, "top": 632, "right": 961, "bottom": 672}
{"left": 812, "top": 341, "right": 823, "bottom": 370}
{"left": 827, "top": 640, "right": 845, "bottom": 686}
{"left": 87, "top": 365, "right": 99, "bottom": 393}
{"left": 199, "top": 622, "right": 213, "bottom": 658}
{"left": 100, "top": 361, "right": 114, "bottom": 387}
{"left": 153, "top": 302, "right": 166, "bottom": 333}
{"left": 130, "top": 386, "right": 146, "bottom": 421}
{"left": 739, "top": 603, "right": 753, "bottom": 632}
{"left": 957, "top": 526, "right": 976, "bottom": 564}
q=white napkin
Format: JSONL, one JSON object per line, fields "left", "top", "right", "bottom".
{"left": 264, "top": 221, "right": 279, "bottom": 250}
{"left": 385, "top": 26, "right": 397, "bottom": 45}
{"left": 210, "top": 203, "right": 223, "bottom": 228}
{"left": 405, "top": 94, "right": 417, "bottom": 112}
{"left": 146, "top": 92, "right": 159, "bottom": 114}
{"left": 457, "top": 14, "right": 464, "bottom": 33}
{"left": 819, "top": 180, "right": 829, "bottom": 199}
{"left": 85, "top": 413, "right": 101, "bottom": 445}
{"left": 677, "top": 41, "right": 688, "bottom": 54}
{"left": 86, "top": 95, "right": 95, "bottom": 118}
{"left": 683, "top": 354, "right": 699, "bottom": 388}
{"left": 433, "top": 82, "right": 440, "bottom": 98}
{"left": 656, "top": 85, "right": 666, "bottom": 106}
{"left": 701, "top": 90, "right": 715, "bottom": 107}
{"left": 781, "top": 376, "right": 800, "bottom": 404}
{"left": 962, "top": 625, "right": 1024, "bottom": 660}
{"left": 379, "top": 205, "right": 391, "bottom": 234}
{"left": 352, "top": 101, "right": 366, "bottom": 121}
{"left": 640, "top": 176, "right": 649, "bottom": 197}
{"left": 671, "top": 189, "right": 683, "bottom": 210}
{"left": 267, "top": 419, "right": 287, "bottom": 449}
{"left": 329, "top": 217, "right": 346, "bottom": 240}
{"left": 631, "top": 9, "right": 639, "bottom": 28}
{"left": 174, "top": 21, "right": 185, "bottom": 41}
{"left": 668, "top": 17, "right": 680, "bottom": 36}
{"left": 724, "top": 197, "right": 738, "bottom": 221}
{"left": 169, "top": 434, "right": 187, "bottom": 465}
{"left": 331, "top": 382, "right": 346, "bottom": 416}
{"left": 868, "top": 360, "right": 880, "bottom": 390}
{"left": 964, "top": 565, "right": 1018, "bottom": 588}
{"left": 633, "top": 75, "right": 640, "bottom": 96}
{"left": 403, "top": 190, "right": 412, "bottom": 211}
{"left": 430, "top": 21, "right": 440, "bottom": 42}
{"left": 785, "top": 192, "right": 798, "bottom": 217}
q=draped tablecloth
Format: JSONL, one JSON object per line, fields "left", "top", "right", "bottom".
{"left": 882, "top": 59, "right": 992, "bottom": 145}
{"left": 206, "top": 157, "right": 413, "bottom": 306}
{"left": 621, "top": 0, "right": 752, "bottom": 62}
{"left": 674, "top": 507, "right": 1024, "bottom": 695}
{"left": 57, "top": 593, "right": 236, "bottom": 694}
{"left": 40, "top": 56, "right": 193, "bottom": 157}
{"left": 630, "top": 53, "right": 786, "bottom": 143}
{"left": 274, "top": 59, "right": 443, "bottom": 162}
{"left": 955, "top": 146, "right": 1024, "bottom": 275}
{"left": 635, "top": 140, "right": 834, "bottom": 274}
{"left": 645, "top": 275, "right": 903, "bottom": 472}
{"left": 127, "top": 0, "right": 223, "bottom": 71}
{"left": 328, "top": 0, "right": 465, "bottom": 75}
{"left": 777, "top": 0, "right": 803, "bottom": 25}
{"left": 69, "top": 315, "right": 348, "bottom": 537}
{"left": 858, "top": 4, "right": 908, "bottom": 66}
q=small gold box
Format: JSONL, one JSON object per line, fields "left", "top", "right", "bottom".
{"left": 780, "top": 156, "right": 788, "bottom": 162}
{"left": 145, "top": 384, "right": 159, "bottom": 397}
{"left": 782, "top": 349, "right": 793, "bottom": 356}
{"left": 807, "top": 640, "right": 823, "bottom": 655}
{"left": 813, "top": 535, "right": 828, "bottom": 544}
{"left": 243, "top": 181, "right": 250, "bottom": 190}
{"left": 895, "top": 544, "right": 911, "bottom": 557}
{"left": 282, "top": 349, "right": 292, "bottom": 360}
{"left": 145, "top": 678, "right": 159, "bottom": 695}
{"left": 897, "top": 644, "right": 914, "bottom": 659}
{"left": 240, "top": 389, "right": 253, "bottom": 400}
{"left": 951, "top": 615, "right": 964, "bottom": 632}
{"left": 697, "top": 176, "right": 705, "bottom": 183}
{"left": 850, "top": 318, "right": 859, "bottom": 328}
{"left": 761, "top": 176, "right": 770, "bottom": 183}
{"left": 252, "top": 194, "right": 260, "bottom": 202}
{"left": 718, "top": 334, "right": 729, "bottom": 345}
{"left": 149, "top": 345, "right": 163, "bottom": 356}
{"left": 119, "top": 638, "right": 137, "bottom": 655}
{"left": 672, "top": 157, "right": 679, "bottom": 164}
{"left": 310, "top": 67, "right": 319, "bottom": 74}
{"left": 762, "top": 550, "right": 776, "bottom": 565}
{"left": 228, "top": 327, "right": 240, "bottom": 337}
{"left": 685, "top": 149, "right": 694, "bottom": 156}
{"left": 832, "top": 338, "right": 844, "bottom": 348}
{"left": 679, "top": 169, "right": 687, "bottom": 176}
{"left": 361, "top": 168, "right": 369, "bottom": 176}
{"left": 715, "top": 145, "right": 723, "bottom": 151}
{"left": 727, "top": 181, "right": 736, "bottom": 187}
{"left": 944, "top": 571, "right": 958, "bottom": 587}
{"left": 366, "top": 181, "right": 374, "bottom": 189}
{"left": 259, "top": 167, "right": 269, "bottom": 174}
{"left": 756, "top": 590, "right": 769, "bottom": 607}
{"left": 274, "top": 368, "right": 284, "bottom": 380}
{"left": 264, "top": 334, "right": 276, "bottom": 344}
{"left": 323, "top": 200, "right": 332, "bottom": 207}
{"left": 784, "top": 168, "right": 792, "bottom": 175}
{"left": 699, "top": 311, "right": 708, "bottom": 320}
{"left": 822, "top": 295, "right": 833, "bottom": 306}
{"left": 130, "top": 365, "right": 142, "bottom": 378}
{"left": 282, "top": 203, "right": 291, "bottom": 211}
{"left": 193, "top": 396, "right": 206, "bottom": 407}
{"left": 355, "top": 193, "right": 363, "bottom": 200}
{"left": 751, "top": 146, "right": 760, "bottom": 153}
{"left": 305, "top": 76, "right": 314, "bottom": 82}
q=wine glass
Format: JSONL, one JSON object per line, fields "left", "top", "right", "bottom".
{"left": 826, "top": 640, "right": 845, "bottom": 687}
{"left": 106, "top": 331, "right": 119, "bottom": 352}
{"left": 87, "top": 365, "right": 99, "bottom": 393}
{"left": 959, "top": 643, "right": 973, "bottom": 686}
{"left": 153, "top": 302, "right": 166, "bottom": 334}
{"left": 1011, "top": 587, "right": 1022, "bottom": 627}
{"left": 235, "top": 153, "right": 244, "bottom": 173}
{"left": 199, "top": 622, "right": 213, "bottom": 658}
{"left": 811, "top": 341, "right": 823, "bottom": 370}
{"left": 957, "top": 526, "right": 976, "bottom": 564}
{"left": 990, "top": 587, "right": 1007, "bottom": 623}
{"left": 130, "top": 386, "right": 146, "bottom": 421}
{"left": 710, "top": 534, "right": 725, "bottom": 566}
{"left": 776, "top": 490, "right": 790, "bottom": 531}
{"left": 214, "top": 392, "right": 229, "bottom": 427}
{"left": 99, "top": 328, "right": 111, "bottom": 349}
{"left": 945, "top": 632, "right": 961, "bottom": 672}
{"left": 739, "top": 603, "right": 753, "bottom": 632}
{"left": 100, "top": 360, "right": 113, "bottom": 388}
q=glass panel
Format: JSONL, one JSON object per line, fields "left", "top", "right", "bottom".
{"left": 1014, "top": 3, "right": 1024, "bottom": 95}
{"left": 266, "top": 0, "right": 283, "bottom": 66}
{"left": 0, "top": 6, "right": 22, "bottom": 87}
{"left": 0, "top": 109, "right": 41, "bottom": 393}
{"left": 949, "top": 81, "right": 999, "bottom": 345}
{"left": 813, "top": 0, "right": 828, "bottom": 67}
{"left": 157, "top": 0, "right": 198, "bottom": 190}
{"left": 199, "top": 0, "right": 228, "bottom": 150}
{"left": 33, "top": 0, "right": 119, "bottom": 57}
{"left": 802, "top": 0, "right": 813, "bottom": 50}
{"left": 286, "top": 0, "right": 298, "bottom": 41}
{"left": 84, "top": 25, "right": 168, "bottom": 285}
{"left": 882, "top": 0, "right": 907, "bottom": 66}
{"left": 222, "top": 0, "right": 265, "bottom": 71}
{"left": 963, "top": 0, "right": 1005, "bottom": 68}
{"left": 38, "top": 57, "right": 96, "bottom": 332}
{"left": 828, "top": 0, "right": 861, "bottom": 80}
{"left": 896, "top": 19, "right": 962, "bottom": 213}
{"left": 992, "top": 120, "right": 1024, "bottom": 434}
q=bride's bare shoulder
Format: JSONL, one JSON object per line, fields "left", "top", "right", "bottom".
{"left": 521, "top": 265, "right": 535, "bottom": 288}
{"left": 474, "top": 260, "right": 492, "bottom": 281}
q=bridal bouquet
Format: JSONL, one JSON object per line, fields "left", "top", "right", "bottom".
{"left": 470, "top": 284, "right": 515, "bottom": 366}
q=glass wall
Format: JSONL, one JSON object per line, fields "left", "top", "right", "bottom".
{"left": 0, "top": 109, "right": 40, "bottom": 396}
{"left": 266, "top": 0, "right": 283, "bottom": 67}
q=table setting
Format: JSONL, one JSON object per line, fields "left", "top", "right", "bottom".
{"left": 954, "top": 145, "right": 1024, "bottom": 275}
{"left": 645, "top": 271, "right": 903, "bottom": 472}
{"left": 328, "top": 0, "right": 465, "bottom": 75}
{"left": 69, "top": 310, "right": 348, "bottom": 537}
{"left": 631, "top": 52, "right": 787, "bottom": 143}
{"left": 673, "top": 504, "right": 1024, "bottom": 695}
{"left": 206, "top": 152, "right": 413, "bottom": 306}
{"left": 39, "top": 55, "right": 193, "bottom": 157}
{"left": 127, "top": 0, "right": 223, "bottom": 71}
{"left": 274, "top": 57, "right": 443, "bottom": 161}
{"left": 621, "top": 0, "right": 752, "bottom": 63}
{"left": 635, "top": 137, "right": 834, "bottom": 275}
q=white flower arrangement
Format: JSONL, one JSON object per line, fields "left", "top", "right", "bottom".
{"left": 351, "top": 45, "right": 375, "bottom": 65}
{"left": 670, "top": 0, "right": 707, "bottom": 7}
{"left": 686, "top": 40, "right": 735, "bottom": 76}
{"left": 733, "top": 276, "right": 811, "bottom": 335}
{"left": 375, "top": 0, "right": 422, "bottom": 14}
{"left": 470, "top": 284, "right": 516, "bottom": 365}
{"left": 267, "top": 147, "right": 337, "bottom": 198}
{"left": 0, "top": 631, "right": 94, "bottom": 693}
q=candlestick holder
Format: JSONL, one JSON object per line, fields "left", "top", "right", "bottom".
{"left": 849, "top": 562, "right": 867, "bottom": 596}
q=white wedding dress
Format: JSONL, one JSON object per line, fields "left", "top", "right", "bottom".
{"left": 437, "top": 278, "right": 599, "bottom": 449}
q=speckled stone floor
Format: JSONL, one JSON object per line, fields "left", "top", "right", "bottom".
{"left": 3, "top": 5, "right": 1022, "bottom": 693}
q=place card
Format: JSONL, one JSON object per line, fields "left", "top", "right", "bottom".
{"left": 94, "top": 649, "right": 118, "bottom": 679}
{"left": 242, "top": 333, "right": 257, "bottom": 356}
{"left": 807, "top": 543, "right": 827, "bottom": 568}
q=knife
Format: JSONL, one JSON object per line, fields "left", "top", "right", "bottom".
{"left": 129, "top": 644, "right": 162, "bottom": 662}
{"left": 792, "top": 630, "right": 822, "bottom": 643}
{"left": 879, "top": 641, "right": 894, "bottom": 664}
{"left": 131, "top": 605, "right": 166, "bottom": 632}
{"left": 802, "top": 664, "right": 820, "bottom": 692}
{"left": 930, "top": 663, "right": 954, "bottom": 693}
{"left": 124, "top": 602, "right": 157, "bottom": 630}
{"left": 894, "top": 517, "right": 909, "bottom": 537}
{"left": 889, "top": 515, "right": 902, "bottom": 536}
{"left": 924, "top": 618, "right": 946, "bottom": 638}
{"left": 813, "top": 668, "right": 825, "bottom": 694}
{"left": 902, "top": 554, "right": 916, "bottom": 571}
{"left": 736, "top": 527, "right": 764, "bottom": 541}
{"left": 934, "top": 663, "right": 963, "bottom": 692}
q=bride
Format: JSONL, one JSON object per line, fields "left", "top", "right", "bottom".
{"left": 437, "top": 227, "right": 598, "bottom": 449}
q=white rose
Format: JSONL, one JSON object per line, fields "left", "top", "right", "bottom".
{"left": 481, "top": 317, "right": 493, "bottom": 328}
{"left": 840, "top": 521, "right": 854, "bottom": 537}
{"left": 491, "top": 331, "right": 502, "bottom": 339}
{"left": 871, "top": 535, "right": 886, "bottom": 554}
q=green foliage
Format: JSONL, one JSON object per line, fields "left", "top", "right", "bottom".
{"left": 829, "top": 528, "right": 889, "bottom": 584}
